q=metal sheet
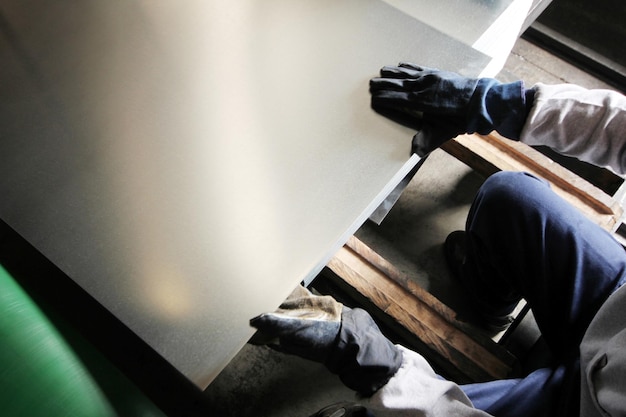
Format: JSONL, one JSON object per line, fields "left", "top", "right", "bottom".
{"left": 0, "top": 0, "right": 489, "bottom": 388}
{"left": 382, "top": 0, "right": 525, "bottom": 46}
{"left": 383, "top": 0, "right": 533, "bottom": 76}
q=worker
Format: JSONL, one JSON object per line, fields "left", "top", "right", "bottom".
{"left": 250, "top": 63, "right": 626, "bottom": 417}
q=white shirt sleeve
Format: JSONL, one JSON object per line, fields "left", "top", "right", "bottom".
{"left": 361, "top": 346, "right": 494, "bottom": 417}
{"left": 519, "top": 83, "right": 626, "bottom": 175}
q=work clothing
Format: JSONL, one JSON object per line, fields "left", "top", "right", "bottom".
{"left": 253, "top": 78, "right": 626, "bottom": 417}
{"left": 362, "top": 83, "right": 626, "bottom": 416}
{"left": 458, "top": 171, "right": 626, "bottom": 417}
{"left": 520, "top": 83, "right": 626, "bottom": 175}
{"left": 521, "top": 83, "right": 626, "bottom": 417}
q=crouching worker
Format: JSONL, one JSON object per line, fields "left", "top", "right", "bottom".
{"left": 251, "top": 63, "right": 626, "bottom": 417}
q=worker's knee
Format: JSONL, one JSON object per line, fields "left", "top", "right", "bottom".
{"left": 471, "top": 171, "right": 550, "bottom": 220}
{"left": 482, "top": 171, "right": 548, "bottom": 200}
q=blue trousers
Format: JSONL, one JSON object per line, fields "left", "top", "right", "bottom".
{"left": 458, "top": 172, "right": 626, "bottom": 417}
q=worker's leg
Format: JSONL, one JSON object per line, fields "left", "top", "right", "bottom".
{"left": 455, "top": 171, "right": 626, "bottom": 416}
{"left": 461, "top": 366, "right": 578, "bottom": 417}
{"left": 462, "top": 171, "right": 626, "bottom": 353}
{"left": 461, "top": 364, "right": 577, "bottom": 417}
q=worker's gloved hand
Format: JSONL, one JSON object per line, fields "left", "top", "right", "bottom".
{"left": 410, "top": 114, "right": 467, "bottom": 157}
{"left": 249, "top": 285, "right": 342, "bottom": 363}
{"left": 369, "top": 63, "right": 533, "bottom": 156}
{"left": 250, "top": 285, "right": 403, "bottom": 396}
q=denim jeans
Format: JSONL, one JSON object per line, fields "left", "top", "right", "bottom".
{"left": 458, "top": 171, "right": 626, "bottom": 417}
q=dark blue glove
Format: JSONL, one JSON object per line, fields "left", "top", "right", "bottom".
{"left": 250, "top": 285, "right": 402, "bottom": 396}
{"left": 369, "top": 63, "right": 533, "bottom": 156}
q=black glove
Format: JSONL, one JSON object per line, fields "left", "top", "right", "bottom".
{"left": 369, "top": 63, "right": 533, "bottom": 156}
{"left": 250, "top": 285, "right": 402, "bottom": 396}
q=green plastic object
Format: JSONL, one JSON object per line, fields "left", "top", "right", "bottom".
{"left": 0, "top": 265, "right": 115, "bottom": 416}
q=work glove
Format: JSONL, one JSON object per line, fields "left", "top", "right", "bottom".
{"left": 250, "top": 285, "right": 402, "bottom": 396}
{"left": 369, "top": 63, "right": 533, "bottom": 156}
{"left": 249, "top": 284, "right": 342, "bottom": 363}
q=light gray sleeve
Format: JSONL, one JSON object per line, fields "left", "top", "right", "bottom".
{"left": 519, "top": 83, "right": 626, "bottom": 175}
{"left": 362, "top": 346, "right": 494, "bottom": 417}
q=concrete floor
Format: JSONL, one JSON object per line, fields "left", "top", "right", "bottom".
{"left": 203, "top": 37, "right": 613, "bottom": 417}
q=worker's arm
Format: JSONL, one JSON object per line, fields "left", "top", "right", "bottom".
{"left": 519, "top": 83, "right": 626, "bottom": 174}
{"left": 370, "top": 64, "right": 626, "bottom": 176}
{"left": 250, "top": 286, "right": 494, "bottom": 416}
{"left": 363, "top": 346, "right": 493, "bottom": 417}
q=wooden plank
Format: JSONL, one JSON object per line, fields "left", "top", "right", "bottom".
{"left": 441, "top": 133, "right": 624, "bottom": 231}
{"left": 325, "top": 236, "right": 518, "bottom": 382}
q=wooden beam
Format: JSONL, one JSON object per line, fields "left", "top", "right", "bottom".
{"left": 325, "top": 235, "right": 518, "bottom": 383}
{"left": 441, "top": 133, "right": 624, "bottom": 231}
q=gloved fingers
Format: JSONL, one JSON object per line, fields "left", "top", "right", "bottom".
{"left": 278, "top": 298, "right": 343, "bottom": 321}
{"left": 369, "top": 87, "right": 414, "bottom": 104}
{"left": 371, "top": 84, "right": 470, "bottom": 117}
{"left": 248, "top": 285, "right": 343, "bottom": 362}
{"left": 398, "top": 62, "right": 439, "bottom": 72}
{"left": 368, "top": 77, "right": 408, "bottom": 91}
{"left": 249, "top": 285, "right": 342, "bottom": 336}
{"left": 396, "top": 63, "right": 463, "bottom": 83}
{"left": 411, "top": 116, "right": 466, "bottom": 156}
{"left": 377, "top": 62, "right": 440, "bottom": 79}
{"left": 277, "top": 285, "right": 343, "bottom": 320}
{"left": 251, "top": 307, "right": 341, "bottom": 331}
{"left": 369, "top": 76, "right": 439, "bottom": 96}
{"left": 250, "top": 312, "right": 341, "bottom": 362}
{"left": 371, "top": 89, "right": 461, "bottom": 125}
{"left": 371, "top": 82, "right": 467, "bottom": 117}
{"left": 411, "top": 130, "right": 437, "bottom": 157}
{"left": 370, "top": 86, "right": 441, "bottom": 117}
{"left": 370, "top": 100, "right": 423, "bottom": 131}
{"left": 248, "top": 312, "right": 306, "bottom": 346}
{"left": 370, "top": 70, "right": 442, "bottom": 93}
{"left": 369, "top": 103, "right": 464, "bottom": 156}
{"left": 250, "top": 312, "right": 309, "bottom": 337}
{"left": 248, "top": 328, "right": 278, "bottom": 346}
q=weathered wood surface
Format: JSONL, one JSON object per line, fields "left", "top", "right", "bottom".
{"left": 441, "top": 133, "right": 623, "bottom": 231}
{"left": 325, "top": 235, "right": 518, "bottom": 383}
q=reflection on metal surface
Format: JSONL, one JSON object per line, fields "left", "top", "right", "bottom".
{"left": 0, "top": 0, "right": 491, "bottom": 388}
{"left": 383, "top": 0, "right": 533, "bottom": 76}
{"left": 369, "top": 155, "right": 429, "bottom": 225}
